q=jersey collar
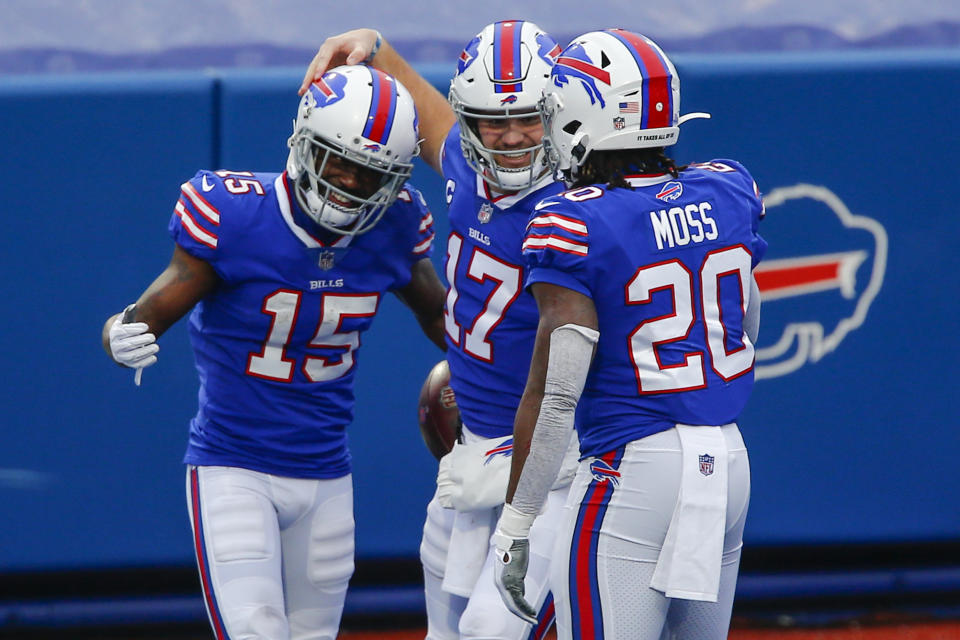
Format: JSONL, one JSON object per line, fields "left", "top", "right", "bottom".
{"left": 624, "top": 173, "right": 673, "bottom": 188}
{"left": 277, "top": 173, "right": 353, "bottom": 249}
{"left": 476, "top": 172, "right": 556, "bottom": 210}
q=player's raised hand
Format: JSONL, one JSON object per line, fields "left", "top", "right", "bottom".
{"left": 299, "top": 28, "right": 381, "bottom": 96}
{"left": 109, "top": 305, "right": 159, "bottom": 373}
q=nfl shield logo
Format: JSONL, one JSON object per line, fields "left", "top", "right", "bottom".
{"left": 318, "top": 251, "right": 336, "bottom": 270}
{"left": 613, "top": 116, "right": 625, "bottom": 130}
{"left": 478, "top": 202, "right": 493, "bottom": 224}
{"left": 699, "top": 453, "right": 715, "bottom": 476}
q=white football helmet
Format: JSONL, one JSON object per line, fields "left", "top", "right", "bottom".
{"left": 448, "top": 20, "right": 560, "bottom": 192}
{"left": 540, "top": 30, "right": 711, "bottom": 183}
{"left": 287, "top": 65, "right": 419, "bottom": 235}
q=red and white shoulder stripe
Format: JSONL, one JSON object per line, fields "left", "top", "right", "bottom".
{"left": 180, "top": 181, "right": 221, "bottom": 225}
{"left": 523, "top": 212, "right": 589, "bottom": 256}
{"left": 412, "top": 210, "right": 435, "bottom": 255}
{"left": 418, "top": 211, "right": 434, "bottom": 233}
{"left": 527, "top": 212, "right": 588, "bottom": 236}
{"left": 175, "top": 180, "right": 221, "bottom": 249}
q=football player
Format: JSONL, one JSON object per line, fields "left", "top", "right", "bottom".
{"left": 491, "top": 30, "right": 767, "bottom": 639}
{"left": 102, "top": 65, "right": 445, "bottom": 640}
{"left": 302, "top": 21, "right": 572, "bottom": 640}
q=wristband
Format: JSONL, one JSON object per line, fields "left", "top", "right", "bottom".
{"left": 364, "top": 31, "right": 383, "bottom": 64}
{"left": 496, "top": 503, "right": 537, "bottom": 539}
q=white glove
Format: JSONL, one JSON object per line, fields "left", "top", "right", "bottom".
{"left": 492, "top": 503, "right": 538, "bottom": 624}
{"left": 109, "top": 305, "right": 159, "bottom": 372}
{"left": 435, "top": 436, "right": 512, "bottom": 511}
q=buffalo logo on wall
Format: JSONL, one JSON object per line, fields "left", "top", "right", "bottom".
{"left": 753, "top": 184, "right": 887, "bottom": 379}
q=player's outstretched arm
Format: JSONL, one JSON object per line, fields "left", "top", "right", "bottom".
{"left": 493, "top": 282, "right": 599, "bottom": 622}
{"left": 300, "top": 29, "right": 454, "bottom": 174}
{"left": 394, "top": 257, "right": 447, "bottom": 351}
{"left": 102, "top": 245, "right": 220, "bottom": 365}
{"left": 506, "top": 283, "right": 598, "bottom": 505}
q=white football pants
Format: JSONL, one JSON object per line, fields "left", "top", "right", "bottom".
{"left": 186, "top": 465, "right": 355, "bottom": 640}
{"left": 550, "top": 425, "right": 750, "bottom": 640}
{"left": 420, "top": 483, "right": 566, "bottom": 640}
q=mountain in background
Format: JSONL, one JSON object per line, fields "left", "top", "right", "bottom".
{"left": 1, "top": 0, "right": 958, "bottom": 75}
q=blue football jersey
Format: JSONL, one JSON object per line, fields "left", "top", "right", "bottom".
{"left": 523, "top": 160, "right": 767, "bottom": 457}
{"left": 440, "top": 124, "right": 564, "bottom": 438}
{"left": 169, "top": 170, "right": 434, "bottom": 478}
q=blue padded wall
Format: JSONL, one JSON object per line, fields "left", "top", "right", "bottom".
{"left": 1, "top": 50, "right": 958, "bottom": 572}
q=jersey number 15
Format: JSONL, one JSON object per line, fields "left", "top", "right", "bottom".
{"left": 246, "top": 290, "right": 378, "bottom": 383}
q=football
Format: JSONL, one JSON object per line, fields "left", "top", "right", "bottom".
{"left": 417, "top": 360, "right": 460, "bottom": 460}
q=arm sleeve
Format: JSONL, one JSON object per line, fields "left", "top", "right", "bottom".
{"left": 511, "top": 323, "right": 598, "bottom": 516}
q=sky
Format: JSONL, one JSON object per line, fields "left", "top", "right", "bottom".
{"left": 3, "top": 0, "right": 960, "bottom": 53}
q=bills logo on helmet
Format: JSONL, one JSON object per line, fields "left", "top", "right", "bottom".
{"left": 536, "top": 32, "right": 562, "bottom": 65}
{"left": 699, "top": 454, "right": 715, "bottom": 476}
{"left": 457, "top": 35, "right": 481, "bottom": 75}
{"left": 309, "top": 72, "right": 348, "bottom": 108}
{"left": 656, "top": 181, "right": 683, "bottom": 201}
{"left": 500, "top": 94, "right": 518, "bottom": 106}
{"left": 484, "top": 438, "right": 513, "bottom": 465}
{"left": 363, "top": 143, "right": 381, "bottom": 151}
{"left": 589, "top": 459, "right": 621, "bottom": 487}
{"left": 552, "top": 43, "right": 611, "bottom": 107}
{"left": 753, "top": 184, "right": 887, "bottom": 379}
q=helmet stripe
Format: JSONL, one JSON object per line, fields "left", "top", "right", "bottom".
{"left": 363, "top": 68, "right": 397, "bottom": 144}
{"left": 608, "top": 29, "right": 673, "bottom": 130}
{"left": 494, "top": 20, "right": 523, "bottom": 93}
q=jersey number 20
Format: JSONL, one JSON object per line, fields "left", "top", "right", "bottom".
{"left": 628, "top": 245, "right": 754, "bottom": 393}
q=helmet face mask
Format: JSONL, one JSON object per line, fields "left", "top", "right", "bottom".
{"left": 538, "top": 90, "right": 567, "bottom": 175}
{"left": 287, "top": 65, "right": 419, "bottom": 235}
{"left": 290, "top": 132, "right": 405, "bottom": 231}
{"left": 454, "top": 105, "right": 546, "bottom": 192}
{"left": 540, "top": 30, "right": 710, "bottom": 184}
{"left": 449, "top": 20, "right": 560, "bottom": 192}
